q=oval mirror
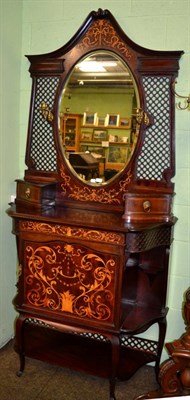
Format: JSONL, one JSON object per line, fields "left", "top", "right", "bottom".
{"left": 59, "top": 51, "right": 139, "bottom": 185}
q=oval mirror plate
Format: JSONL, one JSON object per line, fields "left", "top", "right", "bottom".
{"left": 59, "top": 51, "right": 139, "bottom": 185}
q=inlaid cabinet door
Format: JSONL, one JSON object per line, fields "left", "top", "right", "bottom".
{"left": 21, "top": 238, "right": 124, "bottom": 330}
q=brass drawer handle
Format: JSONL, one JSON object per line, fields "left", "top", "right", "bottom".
{"left": 25, "top": 187, "right": 31, "bottom": 199}
{"left": 143, "top": 200, "right": 151, "bottom": 213}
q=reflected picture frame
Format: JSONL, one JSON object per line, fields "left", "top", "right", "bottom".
{"left": 107, "top": 146, "right": 129, "bottom": 163}
{"left": 120, "top": 116, "right": 131, "bottom": 128}
{"left": 93, "top": 129, "right": 107, "bottom": 141}
{"left": 83, "top": 112, "right": 97, "bottom": 126}
{"left": 105, "top": 114, "right": 120, "bottom": 127}
{"left": 80, "top": 132, "right": 93, "bottom": 141}
{"left": 97, "top": 116, "right": 106, "bottom": 126}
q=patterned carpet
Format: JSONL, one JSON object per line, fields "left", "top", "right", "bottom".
{"left": 0, "top": 340, "right": 159, "bottom": 400}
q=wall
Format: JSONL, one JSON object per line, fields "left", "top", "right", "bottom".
{"left": 60, "top": 88, "right": 135, "bottom": 116}
{"left": 60, "top": 87, "right": 134, "bottom": 153}
{"left": 2, "top": 0, "right": 190, "bottom": 361}
{"left": 0, "top": 0, "right": 22, "bottom": 347}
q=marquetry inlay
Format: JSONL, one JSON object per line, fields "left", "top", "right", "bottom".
{"left": 77, "top": 19, "right": 132, "bottom": 60}
{"left": 25, "top": 243, "right": 116, "bottom": 322}
{"left": 20, "top": 221, "right": 125, "bottom": 244}
{"left": 60, "top": 164, "right": 132, "bottom": 205}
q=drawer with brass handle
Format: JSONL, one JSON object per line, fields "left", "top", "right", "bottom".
{"left": 123, "top": 192, "right": 173, "bottom": 222}
{"left": 15, "top": 180, "right": 57, "bottom": 208}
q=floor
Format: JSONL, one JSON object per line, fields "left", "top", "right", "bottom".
{"left": 0, "top": 340, "right": 159, "bottom": 400}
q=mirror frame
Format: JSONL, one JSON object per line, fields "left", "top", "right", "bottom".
{"left": 24, "top": 8, "right": 183, "bottom": 212}
{"left": 59, "top": 50, "right": 140, "bottom": 184}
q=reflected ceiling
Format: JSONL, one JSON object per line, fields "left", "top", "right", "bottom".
{"left": 67, "top": 52, "right": 134, "bottom": 88}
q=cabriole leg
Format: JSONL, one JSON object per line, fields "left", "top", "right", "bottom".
{"left": 14, "top": 315, "right": 26, "bottom": 377}
{"left": 109, "top": 335, "right": 120, "bottom": 400}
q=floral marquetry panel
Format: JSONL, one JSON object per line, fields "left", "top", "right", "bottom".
{"left": 23, "top": 240, "right": 118, "bottom": 327}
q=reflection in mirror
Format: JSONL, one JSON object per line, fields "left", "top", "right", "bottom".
{"left": 59, "top": 51, "right": 140, "bottom": 185}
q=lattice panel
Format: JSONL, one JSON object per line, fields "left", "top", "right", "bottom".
{"left": 26, "top": 319, "right": 109, "bottom": 341}
{"left": 25, "top": 318, "right": 158, "bottom": 356}
{"left": 73, "top": 331, "right": 109, "bottom": 342}
{"left": 30, "top": 77, "right": 60, "bottom": 171}
{"left": 26, "top": 317, "right": 51, "bottom": 329}
{"left": 120, "top": 336, "right": 158, "bottom": 355}
{"left": 126, "top": 226, "right": 171, "bottom": 253}
{"left": 136, "top": 76, "right": 171, "bottom": 180}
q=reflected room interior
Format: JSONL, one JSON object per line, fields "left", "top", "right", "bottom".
{"left": 59, "top": 51, "right": 139, "bottom": 184}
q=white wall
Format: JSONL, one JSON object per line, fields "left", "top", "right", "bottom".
{"left": 0, "top": 0, "right": 22, "bottom": 347}
{"left": 1, "top": 0, "right": 190, "bottom": 361}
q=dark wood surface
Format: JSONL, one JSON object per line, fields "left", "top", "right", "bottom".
{"left": 8, "top": 203, "right": 177, "bottom": 233}
{"left": 23, "top": 8, "right": 183, "bottom": 215}
{"left": 7, "top": 8, "right": 183, "bottom": 400}
{"left": 8, "top": 202, "right": 174, "bottom": 398}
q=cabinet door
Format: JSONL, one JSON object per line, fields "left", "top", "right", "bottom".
{"left": 61, "top": 115, "right": 80, "bottom": 151}
{"left": 65, "top": 117, "right": 77, "bottom": 149}
{"left": 20, "top": 239, "right": 124, "bottom": 330}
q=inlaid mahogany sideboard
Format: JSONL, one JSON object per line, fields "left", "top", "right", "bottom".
{"left": 7, "top": 9, "right": 183, "bottom": 400}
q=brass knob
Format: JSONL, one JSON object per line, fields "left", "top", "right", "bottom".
{"left": 143, "top": 200, "right": 151, "bottom": 213}
{"left": 25, "top": 187, "right": 31, "bottom": 199}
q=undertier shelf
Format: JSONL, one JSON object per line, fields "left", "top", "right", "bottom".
{"left": 16, "top": 322, "right": 158, "bottom": 381}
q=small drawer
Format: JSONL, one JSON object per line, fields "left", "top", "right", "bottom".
{"left": 15, "top": 180, "right": 56, "bottom": 208}
{"left": 123, "top": 192, "right": 173, "bottom": 222}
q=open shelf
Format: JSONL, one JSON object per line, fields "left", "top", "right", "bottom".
{"left": 17, "top": 322, "right": 158, "bottom": 381}
{"left": 121, "top": 303, "right": 168, "bottom": 334}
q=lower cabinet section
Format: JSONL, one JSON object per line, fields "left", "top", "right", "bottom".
{"left": 8, "top": 208, "right": 175, "bottom": 399}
